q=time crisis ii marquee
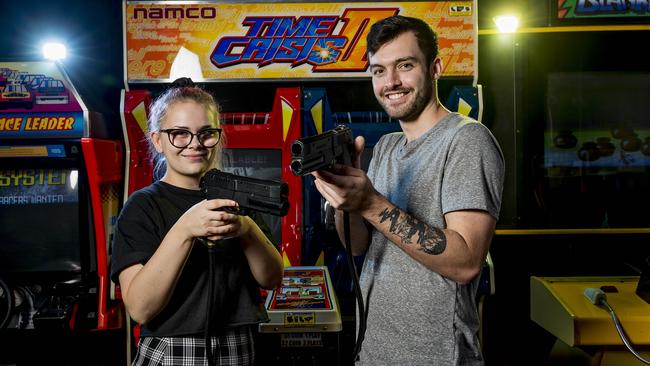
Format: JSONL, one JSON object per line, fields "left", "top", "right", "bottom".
{"left": 124, "top": 1, "right": 476, "bottom": 81}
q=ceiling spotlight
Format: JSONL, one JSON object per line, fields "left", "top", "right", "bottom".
{"left": 494, "top": 15, "right": 520, "bottom": 33}
{"left": 42, "top": 42, "right": 67, "bottom": 61}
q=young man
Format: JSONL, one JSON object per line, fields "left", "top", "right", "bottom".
{"left": 312, "top": 16, "right": 504, "bottom": 365}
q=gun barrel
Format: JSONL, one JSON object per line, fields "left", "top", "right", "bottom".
{"left": 290, "top": 125, "right": 353, "bottom": 176}
{"left": 290, "top": 140, "right": 305, "bottom": 156}
{"left": 290, "top": 156, "right": 329, "bottom": 176}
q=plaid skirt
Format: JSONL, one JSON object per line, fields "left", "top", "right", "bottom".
{"left": 133, "top": 326, "right": 254, "bottom": 366}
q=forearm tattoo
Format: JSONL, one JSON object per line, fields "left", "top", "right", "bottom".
{"left": 378, "top": 207, "right": 447, "bottom": 255}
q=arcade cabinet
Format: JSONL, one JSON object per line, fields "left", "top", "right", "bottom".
{"left": 122, "top": 1, "right": 481, "bottom": 364}
{"left": 477, "top": 1, "right": 650, "bottom": 363}
{"left": 0, "top": 61, "right": 124, "bottom": 362}
{"left": 531, "top": 276, "right": 650, "bottom": 366}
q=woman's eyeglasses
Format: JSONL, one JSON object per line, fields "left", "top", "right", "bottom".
{"left": 159, "top": 128, "right": 222, "bottom": 148}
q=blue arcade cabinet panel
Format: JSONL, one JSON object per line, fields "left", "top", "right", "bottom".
{"left": 301, "top": 88, "right": 401, "bottom": 293}
{"left": 445, "top": 84, "right": 483, "bottom": 122}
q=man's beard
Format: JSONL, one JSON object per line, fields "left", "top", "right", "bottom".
{"left": 379, "top": 81, "right": 434, "bottom": 122}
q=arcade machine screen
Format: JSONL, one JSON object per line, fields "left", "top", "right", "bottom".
{"left": 542, "top": 72, "right": 650, "bottom": 227}
{"left": 221, "top": 148, "right": 282, "bottom": 246}
{"left": 0, "top": 168, "right": 82, "bottom": 274}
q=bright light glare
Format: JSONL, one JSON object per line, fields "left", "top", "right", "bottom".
{"left": 42, "top": 42, "right": 67, "bottom": 61}
{"left": 494, "top": 15, "right": 520, "bottom": 33}
{"left": 170, "top": 46, "right": 203, "bottom": 81}
{"left": 70, "top": 170, "right": 78, "bottom": 190}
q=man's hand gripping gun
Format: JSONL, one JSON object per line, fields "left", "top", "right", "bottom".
{"left": 200, "top": 169, "right": 290, "bottom": 217}
{"left": 289, "top": 125, "right": 353, "bottom": 176}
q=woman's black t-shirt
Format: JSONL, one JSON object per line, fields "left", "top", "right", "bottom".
{"left": 110, "top": 180, "right": 271, "bottom": 337}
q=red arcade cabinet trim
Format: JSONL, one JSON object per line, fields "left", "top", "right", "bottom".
{"left": 121, "top": 89, "right": 153, "bottom": 198}
{"left": 222, "top": 87, "right": 303, "bottom": 267}
{"left": 81, "top": 137, "right": 124, "bottom": 330}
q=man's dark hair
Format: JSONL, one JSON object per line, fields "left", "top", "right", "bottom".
{"left": 366, "top": 15, "right": 439, "bottom": 67}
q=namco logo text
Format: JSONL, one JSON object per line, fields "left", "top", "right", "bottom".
{"left": 132, "top": 6, "right": 217, "bottom": 19}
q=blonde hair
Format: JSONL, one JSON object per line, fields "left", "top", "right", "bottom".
{"left": 147, "top": 86, "right": 223, "bottom": 177}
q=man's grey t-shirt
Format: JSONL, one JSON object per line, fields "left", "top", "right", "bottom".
{"left": 359, "top": 113, "right": 504, "bottom": 366}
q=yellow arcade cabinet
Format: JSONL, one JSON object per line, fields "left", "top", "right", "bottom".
{"left": 531, "top": 276, "right": 650, "bottom": 366}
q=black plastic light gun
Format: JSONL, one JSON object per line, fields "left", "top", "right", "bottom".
{"left": 200, "top": 169, "right": 289, "bottom": 217}
{"left": 290, "top": 125, "right": 353, "bottom": 176}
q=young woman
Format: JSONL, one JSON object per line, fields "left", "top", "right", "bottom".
{"left": 110, "top": 82, "right": 283, "bottom": 365}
